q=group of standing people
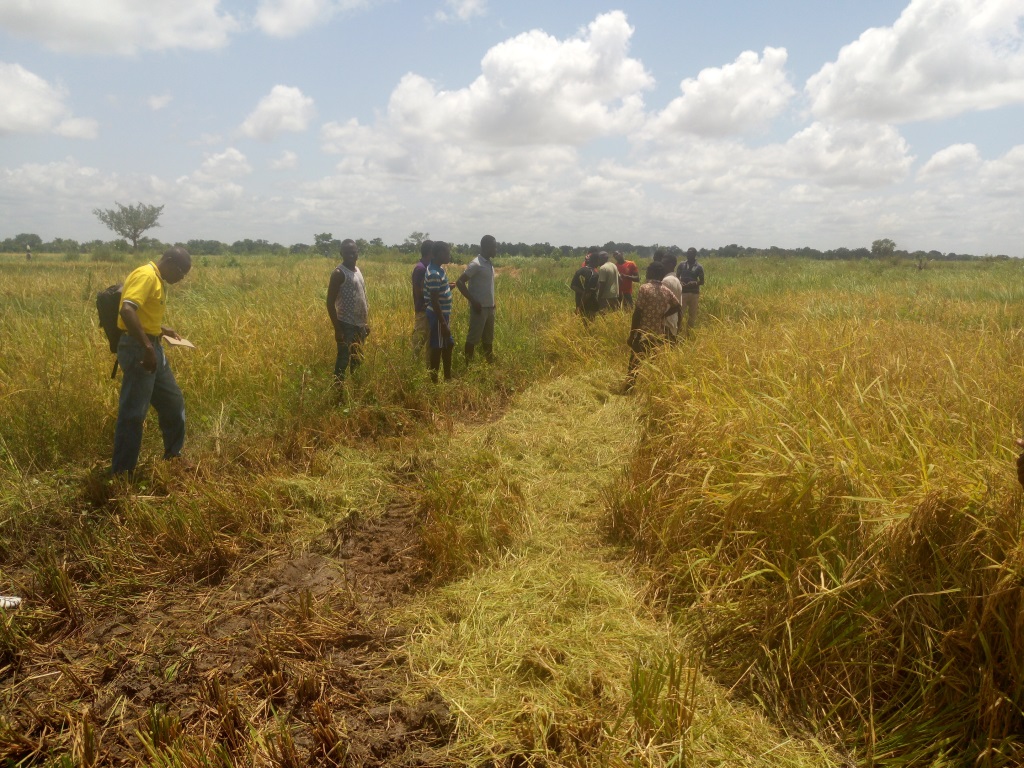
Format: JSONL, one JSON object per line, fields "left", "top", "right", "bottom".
{"left": 329, "top": 235, "right": 498, "bottom": 387}
{"left": 569, "top": 245, "right": 705, "bottom": 389}
{"left": 625, "top": 248, "right": 704, "bottom": 390}
{"left": 107, "top": 239, "right": 699, "bottom": 475}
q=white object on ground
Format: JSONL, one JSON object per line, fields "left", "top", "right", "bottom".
{"left": 0, "top": 596, "right": 22, "bottom": 610}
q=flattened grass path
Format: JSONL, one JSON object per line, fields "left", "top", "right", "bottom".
{"left": 397, "top": 370, "right": 844, "bottom": 767}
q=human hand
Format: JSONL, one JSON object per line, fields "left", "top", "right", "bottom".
{"left": 471, "top": 300, "right": 482, "bottom": 314}
{"left": 161, "top": 326, "right": 181, "bottom": 341}
{"left": 142, "top": 345, "right": 157, "bottom": 373}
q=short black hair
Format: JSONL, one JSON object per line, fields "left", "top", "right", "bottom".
{"left": 421, "top": 239, "right": 434, "bottom": 259}
{"left": 646, "top": 261, "right": 669, "bottom": 281}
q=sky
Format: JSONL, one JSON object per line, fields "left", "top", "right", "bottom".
{"left": 1, "top": 0, "right": 1022, "bottom": 255}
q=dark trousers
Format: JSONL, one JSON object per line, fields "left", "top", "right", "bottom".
{"left": 334, "top": 322, "right": 367, "bottom": 382}
{"left": 112, "top": 336, "right": 186, "bottom": 475}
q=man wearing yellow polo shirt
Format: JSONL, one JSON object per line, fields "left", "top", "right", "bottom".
{"left": 111, "top": 247, "right": 192, "bottom": 475}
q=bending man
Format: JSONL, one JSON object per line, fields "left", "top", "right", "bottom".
{"left": 111, "top": 247, "right": 192, "bottom": 476}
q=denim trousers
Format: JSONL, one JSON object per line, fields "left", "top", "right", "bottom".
{"left": 111, "top": 335, "right": 186, "bottom": 474}
{"left": 334, "top": 322, "right": 367, "bottom": 381}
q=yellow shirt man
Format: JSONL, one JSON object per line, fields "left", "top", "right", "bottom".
{"left": 117, "top": 261, "right": 165, "bottom": 336}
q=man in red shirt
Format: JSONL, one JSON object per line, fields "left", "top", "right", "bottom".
{"left": 614, "top": 251, "right": 639, "bottom": 308}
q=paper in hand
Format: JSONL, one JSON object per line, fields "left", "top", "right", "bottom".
{"left": 164, "top": 336, "right": 196, "bottom": 349}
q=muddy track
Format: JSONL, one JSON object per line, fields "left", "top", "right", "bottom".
{"left": 1, "top": 502, "right": 451, "bottom": 767}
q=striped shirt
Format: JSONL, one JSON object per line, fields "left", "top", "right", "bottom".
{"left": 423, "top": 263, "right": 452, "bottom": 314}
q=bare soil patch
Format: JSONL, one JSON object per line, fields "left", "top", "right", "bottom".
{"left": 1, "top": 503, "right": 450, "bottom": 766}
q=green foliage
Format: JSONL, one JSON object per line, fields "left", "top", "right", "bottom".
{"left": 88, "top": 244, "right": 125, "bottom": 263}
{"left": 92, "top": 201, "right": 164, "bottom": 250}
{"left": 872, "top": 237, "right": 897, "bottom": 258}
{"left": 313, "top": 232, "right": 335, "bottom": 258}
{"left": 0, "top": 232, "right": 43, "bottom": 251}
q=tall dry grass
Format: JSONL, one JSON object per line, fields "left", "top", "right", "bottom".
{"left": 609, "top": 257, "right": 1024, "bottom": 765}
{"left": 0, "top": 250, "right": 585, "bottom": 766}
{"left": 0, "top": 251, "right": 573, "bottom": 472}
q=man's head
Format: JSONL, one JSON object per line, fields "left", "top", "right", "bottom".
{"left": 431, "top": 240, "right": 451, "bottom": 265}
{"left": 686, "top": 247, "right": 698, "bottom": 264}
{"left": 646, "top": 261, "right": 669, "bottom": 281}
{"left": 158, "top": 247, "right": 192, "bottom": 284}
{"left": 341, "top": 239, "right": 358, "bottom": 268}
{"left": 658, "top": 250, "right": 678, "bottom": 270}
{"left": 420, "top": 239, "right": 434, "bottom": 262}
{"left": 596, "top": 251, "right": 610, "bottom": 266}
{"left": 480, "top": 234, "right": 497, "bottom": 261}
{"left": 613, "top": 251, "right": 624, "bottom": 265}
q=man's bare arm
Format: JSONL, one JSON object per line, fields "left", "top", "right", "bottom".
{"left": 326, "top": 269, "right": 345, "bottom": 326}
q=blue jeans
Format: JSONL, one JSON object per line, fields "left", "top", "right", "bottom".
{"left": 111, "top": 336, "right": 186, "bottom": 475}
{"left": 334, "top": 322, "right": 367, "bottom": 382}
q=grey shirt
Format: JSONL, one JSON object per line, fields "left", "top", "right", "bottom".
{"left": 597, "top": 261, "right": 620, "bottom": 300}
{"left": 462, "top": 256, "right": 495, "bottom": 308}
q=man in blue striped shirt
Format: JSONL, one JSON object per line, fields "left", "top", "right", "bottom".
{"left": 424, "top": 240, "right": 454, "bottom": 382}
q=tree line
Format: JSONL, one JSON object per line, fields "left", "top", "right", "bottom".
{"left": 3, "top": 231, "right": 1008, "bottom": 263}
{"left": 3, "top": 202, "right": 1012, "bottom": 261}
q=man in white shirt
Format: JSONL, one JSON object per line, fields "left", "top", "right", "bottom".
{"left": 596, "top": 251, "right": 620, "bottom": 311}
{"left": 456, "top": 234, "right": 497, "bottom": 363}
{"left": 326, "top": 239, "right": 370, "bottom": 383}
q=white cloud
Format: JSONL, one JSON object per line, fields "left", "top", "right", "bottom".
{"left": 255, "top": 0, "right": 331, "bottom": 37}
{"left": 239, "top": 85, "right": 316, "bottom": 140}
{"left": 807, "top": 0, "right": 1024, "bottom": 122}
{"left": 978, "top": 145, "right": 1024, "bottom": 196}
{"left": 435, "top": 0, "right": 487, "bottom": 23}
{"left": 783, "top": 122, "right": 914, "bottom": 186}
{"left": 254, "top": 0, "right": 374, "bottom": 37}
{"left": 0, "top": 62, "right": 96, "bottom": 138}
{"left": 387, "top": 11, "right": 653, "bottom": 146}
{"left": 918, "top": 143, "right": 982, "bottom": 178}
{"left": 193, "top": 148, "right": 252, "bottom": 182}
{"left": 0, "top": 159, "right": 113, "bottom": 201}
{"left": 0, "top": 0, "right": 239, "bottom": 55}
{"left": 165, "top": 150, "right": 254, "bottom": 212}
{"left": 270, "top": 150, "right": 299, "bottom": 170}
{"left": 645, "top": 47, "right": 796, "bottom": 139}
{"left": 148, "top": 94, "right": 173, "bottom": 111}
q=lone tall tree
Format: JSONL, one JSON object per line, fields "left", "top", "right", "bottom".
{"left": 93, "top": 202, "right": 164, "bottom": 251}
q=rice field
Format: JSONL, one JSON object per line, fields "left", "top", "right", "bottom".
{"left": 2, "top": 250, "right": 1024, "bottom": 766}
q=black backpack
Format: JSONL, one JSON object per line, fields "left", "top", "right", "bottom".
{"left": 96, "top": 284, "right": 123, "bottom": 377}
